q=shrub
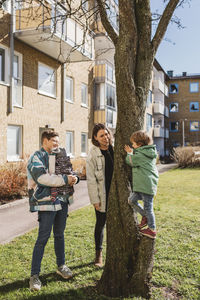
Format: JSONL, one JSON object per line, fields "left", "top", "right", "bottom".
{"left": 0, "top": 160, "right": 28, "bottom": 202}
{"left": 172, "top": 146, "right": 200, "bottom": 168}
{"left": 71, "top": 157, "right": 86, "bottom": 179}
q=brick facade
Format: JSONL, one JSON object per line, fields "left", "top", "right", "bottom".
{"left": 0, "top": 9, "right": 93, "bottom": 164}
{"left": 166, "top": 76, "right": 200, "bottom": 150}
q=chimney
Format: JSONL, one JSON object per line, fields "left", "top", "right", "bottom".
{"left": 182, "top": 72, "right": 187, "bottom": 77}
{"left": 167, "top": 70, "right": 173, "bottom": 77}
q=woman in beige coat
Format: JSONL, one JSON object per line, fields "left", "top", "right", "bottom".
{"left": 86, "top": 123, "right": 114, "bottom": 267}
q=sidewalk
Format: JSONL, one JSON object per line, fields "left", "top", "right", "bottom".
{"left": 0, "top": 163, "right": 177, "bottom": 245}
{"left": 0, "top": 180, "right": 90, "bottom": 245}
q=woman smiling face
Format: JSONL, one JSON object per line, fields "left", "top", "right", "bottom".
{"left": 95, "top": 129, "right": 109, "bottom": 150}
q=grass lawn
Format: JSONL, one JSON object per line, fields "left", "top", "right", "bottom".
{"left": 0, "top": 168, "right": 200, "bottom": 300}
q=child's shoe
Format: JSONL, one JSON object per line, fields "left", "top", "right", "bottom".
{"left": 138, "top": 216, "right": 147, "bottom": 229}
{"left": 140, "top": 227, "right": 156, "bottom": 239}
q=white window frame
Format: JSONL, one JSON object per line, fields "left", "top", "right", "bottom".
{"left": 13, "top": 51, "right": 23, "bottom": 108}
{"left": 7, "top": 125, "right": 22, "bottom": 161}
{"left": 81, "top": 83, "right": 88, "bottom": 107}
{"left": 66, "top": 131, "right": 74, "bottom": 157}
{"left": 81, "top": 132, "right": 88, "bottom": 156}
{"left": 38, "top": 62, "right": 56, "bottom": 98}
{"left": 190, "top": 82, "right": 199, "bottom": 93}
{"left": 65, "top": 76, "right": 74, "bottom": 102}
{"left": 0, "top": 44, "right": 9, "bottom": 85}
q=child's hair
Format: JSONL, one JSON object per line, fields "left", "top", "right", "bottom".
{"left": 130, "top": 130, "right": 152, "bottom": 146}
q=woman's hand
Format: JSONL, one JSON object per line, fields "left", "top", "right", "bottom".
{"left": 93, "top": 203, "right": 101, "bottom": 211}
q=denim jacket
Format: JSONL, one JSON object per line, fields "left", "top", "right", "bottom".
{"left": 27, "top": 148, "right": 69, "bottom": 212}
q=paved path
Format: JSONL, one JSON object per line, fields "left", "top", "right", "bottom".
{"left": 0, "top": 180, "right": 90, "bottom": 244}
{"left": 0, "top": 163, "right": 177, "bottom": 245}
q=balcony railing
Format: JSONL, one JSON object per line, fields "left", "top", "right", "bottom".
{"left": 154, "top": 126, "right": 165, "bottom": 138}
{"left": 154, "top": 102, "right": 164, "bottom": 115}
{"left": 165, "top": 128, "right": 169, "bottom": 139}
{"left": 94, "top": 60, "right": 115, "bottom": 83}
{"left": 14, "top": 3, "right": 94, "bottom": 62}
{"left": 164, "top": 105, "right": 169, "bottom": 117}
{"left": 154, "top": 79, "right": 169, "bottom": 97}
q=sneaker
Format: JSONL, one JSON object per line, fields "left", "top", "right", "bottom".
{"left": 29, "top": 274, "right": 41, "bottom": 291}
{"left": 56, "top": 265, "right": 73, "bottom": 279}
{"left": 140, "top": 228, "right": 156, "bottom": 239}
{"left": 138, "top": 216, "right": 148, "bottom": 229}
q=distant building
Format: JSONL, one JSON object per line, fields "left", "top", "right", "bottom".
{"left": 166, "top": 71, "right": 200, "bottom": 150}
{"left": 152, "top": 60, "right": 169, "bottom": 158}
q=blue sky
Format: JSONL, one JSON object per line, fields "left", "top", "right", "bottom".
{"left": 151, "top": 0, "right": 200, "bottom": 76}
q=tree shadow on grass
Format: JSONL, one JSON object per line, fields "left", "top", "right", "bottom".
{"left": 0, "top": 261, "right": 102, "bottom": 299}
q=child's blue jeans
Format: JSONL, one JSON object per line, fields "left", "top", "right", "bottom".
{"left": 128, "top": 191, "right": 156, "bottom": 230}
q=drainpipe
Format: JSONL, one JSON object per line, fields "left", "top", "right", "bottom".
{"left": 61, "top": 63, "right": 66, "bottom": 122}
{"left": 8, "top": 0, "right": 14, "bottom": 114}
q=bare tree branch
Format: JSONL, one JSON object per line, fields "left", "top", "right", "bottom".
{"left": 151, "top": 0, "right": 181, "bottom": 53}
{"left": 96, "top": 0, "right": 118, "bottom": 45}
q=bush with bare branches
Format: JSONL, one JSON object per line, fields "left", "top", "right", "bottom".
{"left": 172, "top": 146, "right": 200, "bottom": 168}
{"left": 0, "top": 160, "right": 28, "bottom": 203}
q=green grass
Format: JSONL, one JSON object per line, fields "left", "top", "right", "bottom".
{"left": 0, "top": 168, "right": 200, "bottom": 300}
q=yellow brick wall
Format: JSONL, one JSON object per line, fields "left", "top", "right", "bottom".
{"left": 166, "top": 77, "right": 200, "bottom": 148}
{"left": 0, "top": 33, "right": 94, "bottom": 163}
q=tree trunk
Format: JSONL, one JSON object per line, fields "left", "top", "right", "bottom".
{"left": 98, "top": 38, "right": 155, "bottom": 299}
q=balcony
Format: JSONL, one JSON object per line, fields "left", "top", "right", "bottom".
{"left": 165, "top": 128, "right": 169, "bottom": 139}
{"left": 164, "top": 105, "right": 169, "bottom": 117}
{"left": 153, "top": 79, "right": 164, "bottom": 94}
{"left": 154, "top": 102, "right": 164, "bottom": 115}
{"left": 14, "top": 3, "right": 94, "bottom": 63}
{"left": 94, "top": 109, "right": 106, "bottom": 124}
{"left": 154, "top": 126, "right": 165, "bottom": 138}
{"left": 93, "top": 60, "right": 115, "bottom": 84}
{"left": 94, "top": 108, "right": 117, "bottom": 129}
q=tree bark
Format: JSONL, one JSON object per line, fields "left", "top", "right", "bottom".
{"left": 96, "top": 0, "right": 183, "bottom": 298}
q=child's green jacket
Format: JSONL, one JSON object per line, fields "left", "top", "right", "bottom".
{"left": 125, "top": 145, "right": 159, "bottom": 196}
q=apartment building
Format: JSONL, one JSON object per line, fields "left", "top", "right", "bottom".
{"left": 166, "top": 71, "right": 200, "bottom": 150}
{"left": 0, "top": 0, "right": 94, "bottom": 164}
{"left": 90, "top": 0, "right": 118, "bottom": 136}
{"left": 90, "top": 0, "right": 154, "bottom": 140}
{"left": 152, "top": 60, "right": 169, "bottom": 158}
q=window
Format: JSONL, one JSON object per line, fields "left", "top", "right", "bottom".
{"left": 169, "top": 83, "right": 179, "bottom": 94}
{"left": 65, "top": 76, "right": 73, "bottom": 102}
{"left": 0, "top": 48, "right": 5, "bottom": 82}
{"left": 106, "top": 84, "right": 115, "bottom": 108}
{"left": 7, "top": 125, "right": 22, "bottom": 161}
{"left": 146, "top": 90, "right": 152, "bottom": 107}
{"left": 107, "top": 3, "right": 119, "bottom": 32}
{"left": 81, "top": 133, "right": 87, "bottom": 155}
{"left": 38, "top": 63, "right": 56, "bottom": 97}
{"left": 81, "top": 83, "right": 88, "bottom": 106}
{"left": 106, "top": 109, "right": 113, "bottom": 125}
{"left": 170, "top": 121, "right": 178, "bottom": 132}
{"left": 190, "top": 121, "right": 199, "bottom": 132}
{"left": 146, "top": 113, "right": 152, "bottom": 132}
{"left": 190, "top": 102, "right": 199, "bottom": 112}
{"left": 190, "top": 82, "right": 199, "bottom": 93}
{"left": 169, "top": 103, "right": 178, "bottom": 113}
{"left": 106, "top": 64, "right": 113, "bottom": 82}
{"left": 13, "top": 53, "right": 23, "bottom": 107}
{"left": 66, "top": 131, "right": 74, "bottom": 157}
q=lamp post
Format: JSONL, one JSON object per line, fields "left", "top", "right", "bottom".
{"left": 182, "top": 119, "right": 187, "bottom": 147}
